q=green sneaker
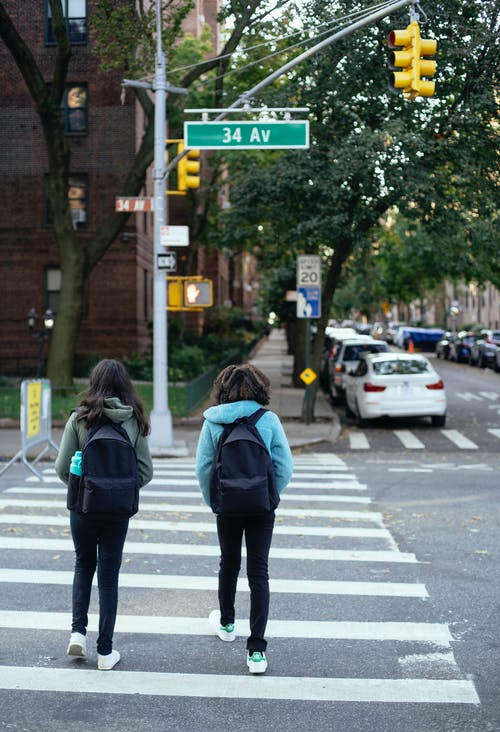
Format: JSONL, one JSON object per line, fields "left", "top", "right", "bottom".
{"left": 209, "top": 609, "right": 235, "bottom": 641}
{"left": 217, "top": 622, "right": 235, "bottom": 642}
{"left": 247, "top": 651, "right": 267, "bottom": 674}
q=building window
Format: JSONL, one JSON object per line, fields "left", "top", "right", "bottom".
{"left": 45, "top": 174, "right": 88, "bottom": 229}
{"left": 46, "top": 0, "right": 87, "bottom": 45}
{"left": 45, "top": 267, "right": 61, "bottom": 314}
{"left": 63, "top": 85, "right": 88, "bottom": 134}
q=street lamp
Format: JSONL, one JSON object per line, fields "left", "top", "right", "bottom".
{"left": 27, "top": 308, "right": 55, "bottom": 377}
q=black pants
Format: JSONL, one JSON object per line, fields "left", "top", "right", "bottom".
{"left": 216, "top": 510, "right": 275, "bottom": 653}
{"left": 70, "top": 511, "right": 129, "bottom": 655}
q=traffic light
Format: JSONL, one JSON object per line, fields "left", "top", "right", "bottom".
{"left": 184, "top": 279, "right": 212, "bottom": 307}
{"left": 177, "top": 141, "right": 200, "bottom": 192}
{"left": 388, "top": 21, "right": 437, "bottom": 99}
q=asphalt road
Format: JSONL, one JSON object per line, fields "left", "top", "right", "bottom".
{"left": 0, "top": 357, "right": 498, "bottom": 731}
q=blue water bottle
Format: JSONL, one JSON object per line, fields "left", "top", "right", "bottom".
{"left": 70, "top": 450, "right": 82, "bottom": 476}
{"left": 67, "top": 450, "right": 83, "bottom": 510}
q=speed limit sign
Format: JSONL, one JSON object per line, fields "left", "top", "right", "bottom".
{"left": 297, "top": 255, "right": 321, "bottom": 286}
{"left": 296, "top": 255, "right": 321, "bottom": 318}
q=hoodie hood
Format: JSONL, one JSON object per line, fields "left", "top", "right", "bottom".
{"left": 102, "top": 396, "right": 134, "bottom": 423}
{"left": 203, "top": 400, "right": 264, "bottom": 425}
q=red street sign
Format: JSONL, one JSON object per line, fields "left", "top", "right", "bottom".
{"left": 115, "top": 197, "right": 154, "bottom": 212}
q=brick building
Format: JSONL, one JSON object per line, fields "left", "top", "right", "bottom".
{"left": 0, "top": 0, "right": 241, "bottom": 377}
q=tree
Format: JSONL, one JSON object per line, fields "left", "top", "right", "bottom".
{"left": 216, "top": 0, "right": 499, "bottom": 400}
{"left": 0, "top": 0, "right": 293, "bottom": 386}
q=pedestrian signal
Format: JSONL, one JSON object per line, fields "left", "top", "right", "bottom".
{"left": 388, "top": 21, "right": 437, "bottom": 99}
{"left": 184, "top": 279, "right": 212, "bottom": 307}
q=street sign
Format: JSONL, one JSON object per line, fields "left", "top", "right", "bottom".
{"left": 300, "top": 368, "right": 317, "bottom": 385}
{"left": 157, "top": 252, "right": 176, "bottom": 271}
{"left": 160, "top": 225, "right": 189, "bottom": 247}
{"left": 297, "top": 287, "right": 321, "bottom": 318}
{"left": 115, "top": 197, "right": 153, "bottom": 212}
{"left": 297, "top": 255, "right": 321, "bottom": 318}
{"left": 184, "top": 121, "right": 310, "bottom": 149}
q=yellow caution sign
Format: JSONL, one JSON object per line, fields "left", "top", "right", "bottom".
{"left": 300, "top": 368, "right": 317, "bottom": 385}
{"left": 26, "top": 381, "right": 42, "bottom": 438}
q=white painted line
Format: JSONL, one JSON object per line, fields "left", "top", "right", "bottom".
{"left": 0, "top": 568, "right": 428, "bottom": 597}
{"left": 0, "top": 537, "right": 417, "bottom": 563}
{"left": 0, "top": 666, "right": 479, "bottom": 704}
{"left": 0, "top": 513, "right": 385, "bottom": 535}
{"left": 441, "top": 430, "right": 479, "bottom": 450}
{"left": 349, "top": 432, "right": 370, "bottom": 450}
{"left": 388, "top": 469, "right": 434, "bottom": 473}
{"left": 0, "top": 499, "right": 381, "bottom": 522}
{"left": 488, "top": 428, "right": 500, "bottom": 440}
{"left": 4, "top": 486, "right": 369, "bottom": 501}
{"left": 147, "top": 478, "right": 367, "bottom": 491}
{"left": 0, "top": 611, "right": 449, "bottom": 642}
{"left": 393, "top": 431, "right": 425, "bottom": 449}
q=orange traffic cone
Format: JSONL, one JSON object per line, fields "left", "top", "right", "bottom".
{"left": 408, "top": 340, "right": 415, "bottom": 353}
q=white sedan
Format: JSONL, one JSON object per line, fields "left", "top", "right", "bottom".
{"left": 344, "top": 353, "right": 447, "bottom": 427}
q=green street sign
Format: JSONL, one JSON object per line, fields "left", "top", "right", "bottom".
{"left": 184, "top": 121, "right": 310, "bottom": 149}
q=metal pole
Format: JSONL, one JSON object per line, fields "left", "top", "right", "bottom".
{"left": 149, "top": 0, "right": 173, "bottom": 449}
{"left": 304, "top": 319, "right": 312, "bottom": 425}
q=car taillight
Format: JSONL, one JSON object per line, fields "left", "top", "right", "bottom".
{"left": 335, "top": 364, "right": 342, "bottom": 373}
{"left": 426, "top": 380, "right": 444, "bottom": 390}
{"left": 363, "top": 382, "right": 386, "bottom": 392}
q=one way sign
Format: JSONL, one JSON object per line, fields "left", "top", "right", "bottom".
{"left": 157, "top": 252, "right": 177, "bottom": 271}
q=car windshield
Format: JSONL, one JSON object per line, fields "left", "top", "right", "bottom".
{"left": 344, "top": 344, "right": 387, "bottom": 360}
{"left": 372, "top": 359, "right": 431, "bottom": 375}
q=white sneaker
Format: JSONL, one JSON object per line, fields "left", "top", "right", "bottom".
{"left": 67, "top": 632, "right": 86, "bottom": 657}
{"left": 247, "top": 651, "right": 267, "bottom": 674}
{"left": 208, "top": 609, "right": 235, "bottom": 642}
{"left": 97, "top": 649, "right": 121, "bottom": 670}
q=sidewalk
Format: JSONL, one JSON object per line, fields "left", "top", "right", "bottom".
{"left": 0, "top": 329, "right": 339, "bottom": 462}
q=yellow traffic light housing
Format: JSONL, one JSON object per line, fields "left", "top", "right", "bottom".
{"left": 388, "top": 21, "right": 437, "bottom": 99}
{"left": 177, "top": 141, "right": 200, "bottom": 192}
{"left": 167, "top": 277, "right": 213, "bottom": 311}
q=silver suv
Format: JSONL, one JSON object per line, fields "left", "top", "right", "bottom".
{"left": 329, "top": 338, "right": 389, "bottom": 401}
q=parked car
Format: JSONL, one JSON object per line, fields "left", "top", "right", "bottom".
{"left": 435, "top": 332, "right": 454, "bottom": 359}
{"left": 384, "top": 322, "right": 406, "bottom": 344}
{"left": 319, "top": 327, "right": 357, "bottom": 392}
{"left": 448, "top": 332, "right": 480, "bottom": 363}
{"left": 468, "top": 330, "right": 500, "bottom": 368}
{"left": 343, "top": 352, "right": 447, "bottom": 427}
{"left": 329, "top": 338, "right": 389, "bottom": 401}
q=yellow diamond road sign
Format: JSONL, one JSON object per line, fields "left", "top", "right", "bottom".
{"left": 300, "top": 368, "right": 317, "bottom": 385}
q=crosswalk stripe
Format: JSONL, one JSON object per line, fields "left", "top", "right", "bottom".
{"left": 488, "top": 428, "right": 500, "bottom": 440}
{"left": 0, "top": 611, "right": 449, "bottom": 642}
{"left": 22, "top": 478, "right": 370, "bottom": 491}
{"left": 441, "top": 430, "right": 479, "bottom": 449}
{"left": 393, "top": 431, "right": 425, "bottom": 449}
{"left": 0, "top": 537, "right": 416, "bottom": 563}
{"left": 0, "top": 498, "right": 380, "bottom": 521}
{"left": 4, "top": 487, "right": 369, "bottom": 501}
{"left": 0, "top": 568, "right": 428, "bottom": 597}
{"left": 349, "top": 432, "right": 370, "bottom": 449}
{"left": 0, "top": 666, "right": 479, "bottom": 704}
{"left": 0, "top": 514, "right": 387, "bottom": 535}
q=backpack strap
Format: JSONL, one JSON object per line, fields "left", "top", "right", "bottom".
{"left": 246, "top": 407, "right": 267, "bottom": 426}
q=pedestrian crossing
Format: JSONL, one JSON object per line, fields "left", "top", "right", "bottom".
{"left": 0, "top": 454, "right": 480, "bottom": 722}
{"left": 344, "top": 426, "right": 500, "bottom": 450}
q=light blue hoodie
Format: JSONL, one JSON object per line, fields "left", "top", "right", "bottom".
{"left": 195, "top": 399, "right": 294, "bottom": 506}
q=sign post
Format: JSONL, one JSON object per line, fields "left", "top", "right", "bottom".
{"left": 296, "top": 255, "right": 321, "bottom": 424}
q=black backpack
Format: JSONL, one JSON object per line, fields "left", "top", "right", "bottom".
{"left": 78, "top": 421, "right": 139, "bottom": 517}
{"left": 209, "top": 408, "right": 280, "bottom": 516}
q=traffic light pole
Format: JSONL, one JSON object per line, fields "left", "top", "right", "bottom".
{"left": 123, "top": 0, "right": 187, "bottom": 451}
{"left": 149, "top": 1, "right": 172, "bottom": 450}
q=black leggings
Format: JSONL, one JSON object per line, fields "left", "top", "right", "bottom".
{"left": 70, "top": 511, "right": 129, "bottom": 655}
{"left": 216, "top": 511, "right": 275, "bottom": 653}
